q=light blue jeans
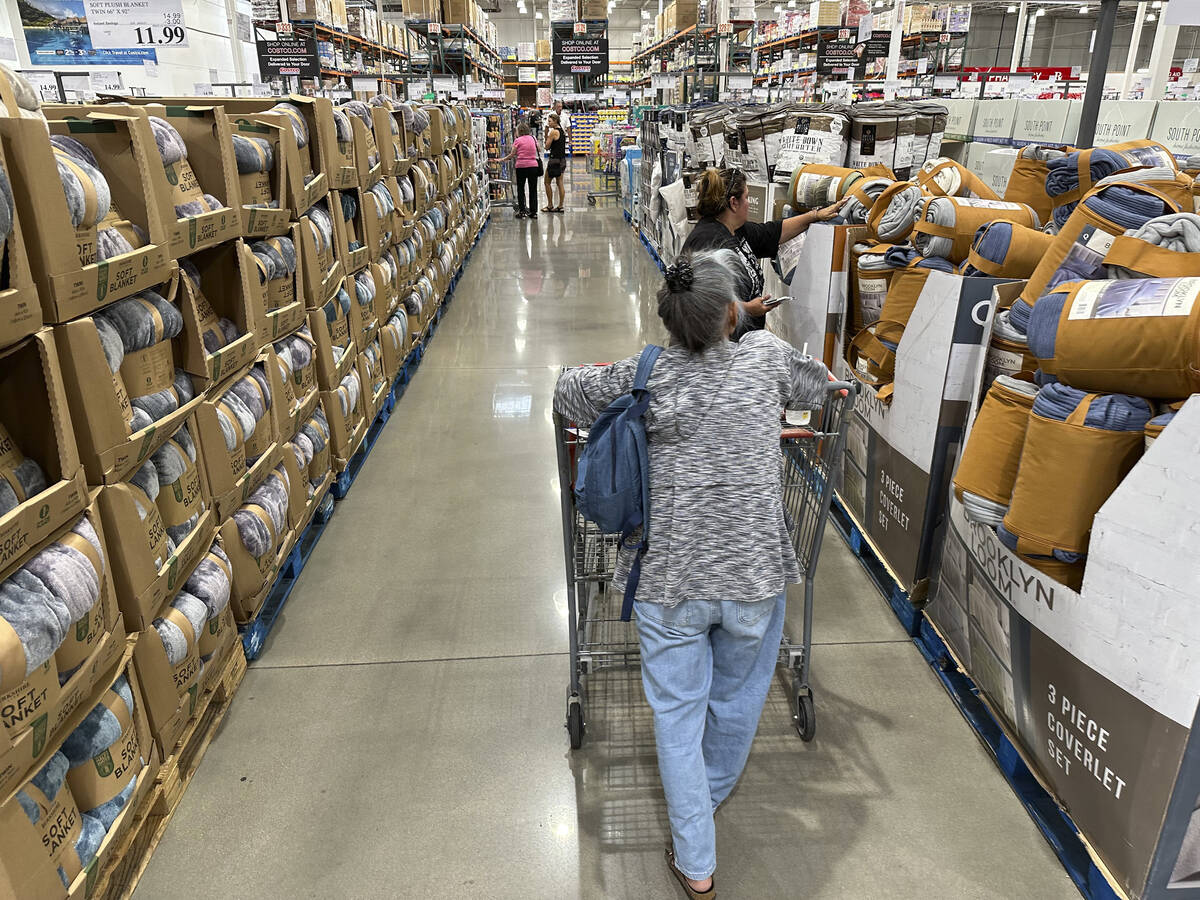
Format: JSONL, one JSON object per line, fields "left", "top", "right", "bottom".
{"left": 635, "top": 592, "right": 787, "bottom": 881}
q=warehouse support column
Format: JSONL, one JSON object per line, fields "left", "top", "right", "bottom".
{"left": 885, "top": 0, "right": 907, "bottom": 85}
{"left": 1121, "top": 0, "right": 1147, "bottom": 98}
{"left": 1147, "top": 10, "right": 1181, "bottom": 101}
{"left": 1076, "top": 0, "right": 1118, "bottom": 147}
{"left": 1009, "top": 1, "right": 1028, "bottom": 73}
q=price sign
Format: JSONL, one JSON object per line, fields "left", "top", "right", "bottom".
{"left": 574, "top": 21, "right": 586, "bottom": 33}
{"left": 428, "top": 21, "right": 441, "bottom": 34}
{"left": 726, "top": 73, "right": 752, "bottom": 91}
{"left": 277, "top": 22, "right": 292, "bottom": 33}
{"left": 939, "top": 32, "right": 950, "bottom": 43}
{"left": 717, "top": 22, "right": 733, "bottom": 34}
{"left": 85, "top": 0, "right": 189, "bottom": 48}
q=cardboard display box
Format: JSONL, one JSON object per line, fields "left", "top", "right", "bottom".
{"left": 371, "top": 106, "right": 404, "bottom": 177}
{"left": 1011, "top": 99, "right": 1080, "bottom": 148}
{"left": 54, "top": 278, "right": 205, "bottom": 485}
{"left": 326, "top": 108, "right": 360, "bottom": 191}
{"left": 831, "top": 272, "right": 1014, "bottom": 595}
{"left": 192, "top": 357, "right": 286, "bottom": 522}
{"left": 972, "top": 99, "right": 1019, "bottom": 145}
{"left": 319, "top": 369, "right": 367, "bottom": 468}
{"left": 1094, "top": 99, "right": 1157, "bottom": 146}
{"left": 57, "top": 103, "right": 243, "bottom": 259}
{"left": 358, "top": 339, "right": 388, "bottom": 421}
{"left": 763, "top": 225, "right": 855, "bottom": 366}
{"left": 218, "top": 466, "right": 294, "bottom": 624}
{"left": 930, "top": 361, "right": 1200, "bottom": 899}
{"left": 363, "top": 179, "right": 399, "bottom": 260}
{"left": 1151, "top": 100, "right": 1200, "bottom": 161}
{"left": 350, "top": 113, "right": 383, "bottom": 190}
{"left": 0, "top": 501, "right": 126, "bottom": 806}
{"left": 0, "top": 332, "right": 89, "bottom": 575}
{"left": 0, "top": 115, "right": 172, "bottom": 324}
{"left": 0, "top": 133, "right": 39, "bottom": 350}
{"left": 180, "top": 241, "right": 259, "bottom": 385}
{"left": 380, "top": 314, "right": 411, "bottom": 382}
{"left": 0, "top": 638, "right": 158, "bottom": 900}
{"left": 309, "top": 286, "right": 361, "bottom": 392}
{"left": 298, "top": 201, "right": 345, "bottom": 309}
{"left": 239, "top": 228, "right": 307, "bottom": 348}
{"left": 942, "top": 98, "right": 978, "bottom": 141}
{"left": 333, "top": 189, "right": 370, "bottom": 276}
{"left": 231, "top": 116, "right": 291, "bottom": 238}
{"left": 352, "top": 267, "right": 384, "bottom": 345}
{"left": 277, "top": 440, "right": 309, "bottom": 534}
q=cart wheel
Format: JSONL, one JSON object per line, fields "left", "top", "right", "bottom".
{"left": 795, "top": 692, "right": 816, "bottom": 742}
{"left": 567, "top": 699, "right": 585, "bottom": 749}
{"left": 588, "top": 196, "right": 596, "bottom": 205}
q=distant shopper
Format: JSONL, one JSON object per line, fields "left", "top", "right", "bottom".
{"left": 498, "top": 122, "right": 541, "bottom": 219}
{"left": 553, "top": 249, "right": 831, "bottom": 900}
{"left": 528, "top": 107, "right": 541, "bottom": 137}
{"left": 543, "top": 113, "right": 567, "bottom": 213}
{"left": 553, "top": 98, "right": 571, "bottom": 140}
{"left": 682, "top": 166, "right": 845, "bottom": 339}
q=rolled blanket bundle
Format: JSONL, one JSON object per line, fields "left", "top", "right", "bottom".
{"left": 866, "top": 181, "right": 924, "bottom": 242}
{"left": 16, "top": 750, "right": 105, "bottom": 888}
{"left": 881, "top": 244, "right": 959, "bottom": 273}
{"left": 0, "top": 514, "right": 105, "bottom": 690}
{"left": 274, "top": 329, "right": 315, "bottom": 386}
{"left": 51, "top": 135, "right": 111, "bottom": 231}
{"left": 963, "top": 221, "right": 1056, "bottom": 278}
{"left": 917, "top": 157, "right": 999, "bottom": 200}
{"left": 398, "top": 102, "right": 430, "bottom": 136}
{"left": 786, "top": 164, "right": 864, "bottom": 211}
{"left": 127, "top": 458, "right": 173, "bottom": 568}
{"left": 1028, "top": 277, "right": 1200, "bottom": 397}
{"left": 1002, "top": 144, "right": 1069, "bottom": 221}
{"left": 0, "top": 422, "right": 49, "bottom": 518}
{"left": 153, "top": 425, "right": 203, "bottom": 543}
{"left": 61, "top": 674, "right": 141, "bottom": 829}
{"left": 1105, "top": 213, "right": 1200, "bottom": 279}
{"left": 0, "top": 63, "right": 44, "bottom": 119}
{"left": 179, "top": 260, "right": 241, "bottom": 353}
{"left": 331, "top": 108, "right": 354, "bottom": 144}
{"left": 1001, "top": 382, "right": 1150, "bottom": 576}
{"left": 152, "top": 589, "right": 206, "bottom": 668}
{"left": 396, "top": 176, "right": 415, "bottom": 209}
{"left": 323, "top": 287, "right": 353, "bottom": 362}
{"left": 953, "top": 375, "right": 1039, "bottom": 527}
{"left": 300, "top": 406, "right": 330, "bottom": 485}
{"left": 1020, "top": 173, "right": 1189, "bottom": 308}
{"left": 850, "top": 242, "right": 902, "bottom": 328}
{"left": 1046, "top": 148, "right": 1137, "bottom": 227}
{"left": 354, "top": 270, "right": 376, "bottom": 312}
{"left": 369, "top": 181, "right": 396, "bottom": 218}
{"left": 342, "top": 101, "right": 379, "bottom": 168}
{"left": 129, "top": 369, "right": 193, "bottom": 426}
{"left": 840, "top": 177, "right": 893, "bottom": 225}
{"left": 214, "top": 368, "right": 271, "bottom": 455}
{"left": 147, "top": 117, "right": 224, "bottom": 218}
{"left": 233, "top": 470, "right": 289, "bottom": 558}
{"left": 307, "top": 203, "right": 334, "bottom": 257}
{"left": 232, "top": 134, "right": 274, "bottom": 175}
{"left": 269, "top": 102, "right": 309, "bottom": 148}
{"left": 847, "top": 264, "right": 939, "bottom": 389}
{"left": 290, "top": 434, "right": 313, "bottom": 470}
{"left": 336, "top": 369, "right": 361, "bottom": 419}
{"left": 913, "top": 196, "right": 1039, "bottom": 262}
{"left": 186, "top": 541, "right": 231, "bottom": 620}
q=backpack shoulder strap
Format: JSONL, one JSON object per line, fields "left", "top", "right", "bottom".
{"left": 632, "top": 345, "right": 663, "bottom": 393}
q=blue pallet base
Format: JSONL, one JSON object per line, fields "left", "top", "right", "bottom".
{"left": 240, "top": 487, "right": 335, "bottom": 661}
{"left": 628, "top": 231, "right": 1121, "bottom": 900}
{"left": 638, "top": 231, "right": 666, "bottom": 273}
{"left": 331, "top": 398, "right": 393, "bottom": 500}
{"left": 623, "top": 209, "right": 632, "bottom": 224}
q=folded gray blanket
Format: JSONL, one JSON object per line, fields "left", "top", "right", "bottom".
{"left": 0, "top": 426, "right": 48, "bottom": 517}
{"left": 233, "top": 469, "right": 290, "bottom": 557}
{"left": 1108, "top": 213, "right": 1200, "bottom": 278}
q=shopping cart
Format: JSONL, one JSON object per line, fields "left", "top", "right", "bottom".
{"left": 553, "top": 379, "right": 857, "bottom": 749}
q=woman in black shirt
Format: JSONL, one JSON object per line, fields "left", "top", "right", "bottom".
{"left": 543, "top": 113, "right": 568, "bottom": 213}
{"left": 681, "top": 167, "right": 844, "bottom": 337}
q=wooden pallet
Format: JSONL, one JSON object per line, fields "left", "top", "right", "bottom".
{"left": 91, "top": 644, "right": 248, "bottom": 900}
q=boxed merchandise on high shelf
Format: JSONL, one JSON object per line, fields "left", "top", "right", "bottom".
{"left": 45, "top": 103, "right": 244, "bottom": 259}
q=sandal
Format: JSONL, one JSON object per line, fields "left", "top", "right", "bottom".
{"left": 553, "top": 207, "right": 564, "bottom": 213}
{"left": 542, "top": 205, "right": 554, "bottom": 212}
{"left": 666, "top": 847, "right": 715, "bottom": 899}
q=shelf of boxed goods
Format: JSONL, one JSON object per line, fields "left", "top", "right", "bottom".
{"left": 300, "top": 20, "right": 409, "bottom": 68}
{"left": 631, "top": 23, "right": 715, "bottom": 63}
{"left": 408, "top": 21, "right": 501, "bottom": 63}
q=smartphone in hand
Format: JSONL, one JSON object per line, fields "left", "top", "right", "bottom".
{"left": 763, "top": 296, "right": 792, "bottom": 309}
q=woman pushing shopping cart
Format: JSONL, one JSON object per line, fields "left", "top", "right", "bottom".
{"left": 552, "top": 249, "right": 855, "bottom": 900}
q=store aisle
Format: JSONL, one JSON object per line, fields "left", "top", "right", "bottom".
{"left": 135, "top": 178, "right": 1074, "bottom": 899}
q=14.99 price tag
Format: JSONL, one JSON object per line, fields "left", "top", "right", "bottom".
{"left": 84, "top": 0, "right": 189, "bottom": 48}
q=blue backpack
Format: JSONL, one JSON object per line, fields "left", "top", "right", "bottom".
{"left": 574, "top": 345, "right": 662, "bottom": 620}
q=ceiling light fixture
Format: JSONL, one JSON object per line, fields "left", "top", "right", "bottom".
{"left": 1035, "top": 7, "right": 1045, "bottom": 15}
{"left": 1006, "top": 4, "right": 1016, "bottom": 10}
{"left": 535, "top": 9, "right": 543, "bottom": 17}
{"left": 1146, "top": 10, "right": 1156, "bottom": 18}
{"left": 773, "top": 3, "right": 781, "bottom": 10}
{"left": 1079, "top": 3, "right": 1088, "bottom": 10}
{"left": 1152, "top": 1, "right": 1162, "bottom": 7}
{"left": 641, "top": 8, "right": 649, "bottom": 16}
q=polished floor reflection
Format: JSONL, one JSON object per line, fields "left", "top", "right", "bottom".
{"left": 134, "top": 166, "right": 1075, "bottom": 899}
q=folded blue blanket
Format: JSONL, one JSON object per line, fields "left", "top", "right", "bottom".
{"left": 881, "top": 244, "right": 958, "bottom": 273}
{"left": 1046, "top": 148, "right": 1131, "bottom": 227}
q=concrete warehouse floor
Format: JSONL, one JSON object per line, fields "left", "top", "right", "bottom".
{"left": 136, "top": 163, "right": 1076, "bottom": 900}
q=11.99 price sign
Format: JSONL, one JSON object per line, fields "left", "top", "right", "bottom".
{"left": 84, "top": 0, "right": 189, "bottom": 48}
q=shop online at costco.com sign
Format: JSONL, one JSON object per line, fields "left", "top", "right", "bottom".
{"left": 552, "top": 35, "right": 608, "bottom": 76}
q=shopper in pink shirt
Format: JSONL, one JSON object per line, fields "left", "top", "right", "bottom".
{"left": 499, "top": 122, "right": 542, "bottom": 219}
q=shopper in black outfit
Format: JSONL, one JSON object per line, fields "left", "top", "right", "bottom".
{"left": 543, "top": 113, "right": 567, "bottom": 213}
{"left": 682, "top": 167, "right": 845, "bottom": 338}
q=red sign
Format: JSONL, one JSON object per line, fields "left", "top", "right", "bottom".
{"left": 962, "top": 66, "right": 1078, "bottom": 81}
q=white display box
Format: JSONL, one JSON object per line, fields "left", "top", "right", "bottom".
{"left": 942, "top": 98, "right": 978, "bottom": 141}
{"left": 1094, "top": 99, "right": 1158, "bottom": 145}
{"left": 1011, "top": 99, "right": 1080, "bottom": 146}
{"left": 973, "top": 99, "right": 1019, "bottom": 144}
{"left": 1150, "top": 100, "right": 1200, "bottom": 161}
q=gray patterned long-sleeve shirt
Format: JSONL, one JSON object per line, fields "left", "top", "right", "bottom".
{"left": 553, "top": 330, "right": 830, "bottom": 607}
